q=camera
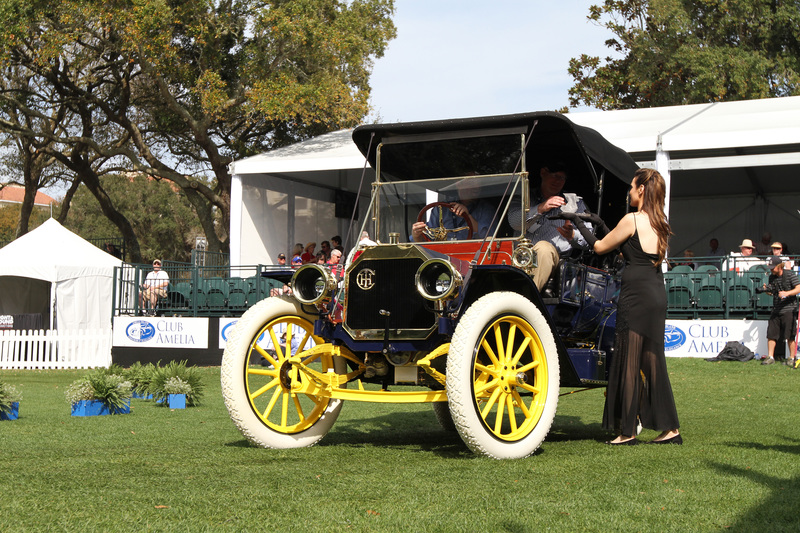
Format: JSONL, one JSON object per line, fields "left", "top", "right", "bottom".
{"left": 755, "top": 282, "right": 780, "bottom": 294}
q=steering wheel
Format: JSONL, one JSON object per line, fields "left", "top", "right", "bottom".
{"left": 416, "top": 201, "right": 475, "bottom": 241}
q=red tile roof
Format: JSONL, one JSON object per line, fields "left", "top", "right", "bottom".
{"left": 0, "top": 185, "right": 56, "bottom": 207}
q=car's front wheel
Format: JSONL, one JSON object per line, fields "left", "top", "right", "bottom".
{"left": 446, "top": 292, "right": 559, "bottom": 459}
{"left": 221, "top": 297, "right": 344, "bottom": 449}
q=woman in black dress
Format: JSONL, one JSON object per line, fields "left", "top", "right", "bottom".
{"left": 571, "top": 168, "right": 681, "bottom": 445}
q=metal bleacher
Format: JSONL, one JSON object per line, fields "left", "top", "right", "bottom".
{"left": 663, "top": 255, "right": 797, "bottom": 319}
{"left": 112, "top": 252, "right": 287, "bottom": 317}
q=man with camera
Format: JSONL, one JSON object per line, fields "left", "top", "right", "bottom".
{"left": 758, "top": 256, "right": 800, "bottom": 367}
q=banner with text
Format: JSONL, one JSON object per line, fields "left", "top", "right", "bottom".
{"left": 113, "top": 317, "right": 209, "bottom": 349}
{"left": 664, "top": 319, "right": 768, "bottom": 358}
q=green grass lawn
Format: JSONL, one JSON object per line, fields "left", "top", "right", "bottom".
{"left": 1, "top": 358, "right": 798, "bottom": 532}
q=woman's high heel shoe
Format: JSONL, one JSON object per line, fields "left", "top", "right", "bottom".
{"left": 650, "top": 434, "right": 683, "bottom": 445}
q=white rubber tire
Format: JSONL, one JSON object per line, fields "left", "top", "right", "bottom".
{"left": 446, "top": 292, "right": 559, "bottom": 459}
{"left": 221, "top": 296, "right": 344, "bottom": 449}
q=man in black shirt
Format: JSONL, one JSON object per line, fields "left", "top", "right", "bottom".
{"left": 760, "top": 256, "right": 800, "bottom": 366}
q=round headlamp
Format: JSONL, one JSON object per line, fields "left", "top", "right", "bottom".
{"left": 415, "top": 259, "right": 463, "bottom": 301}
{"left": 291, "top": 264, "right": 337, "bottom": 304}
{"left": 512, "top": 241, "right": 537, "bottom": 270}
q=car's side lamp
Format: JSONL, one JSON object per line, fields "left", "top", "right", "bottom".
{"left": 512, "top": 239, "right": 537, "bottom": 274}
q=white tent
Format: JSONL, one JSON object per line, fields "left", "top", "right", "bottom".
{"left": 0, "top": 219, "right": 122, "bottom": 330}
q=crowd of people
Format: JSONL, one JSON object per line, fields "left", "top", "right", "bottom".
{"left": 669, "top": 233, "right": 796, "bottom": 272}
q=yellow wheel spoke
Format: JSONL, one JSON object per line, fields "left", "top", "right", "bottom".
{"left": 510, "top": 336, "right": 532, "bottom": 367}
{"left": 280, "top": 391, "right": 289, "bottom": 427}
{"left": 493, "top": 324, "right": 506, "bottom": 363}
{"left": 480, "top": 337, "right": 500, "bottom": 367}
{"left": 247, "top": 367, "right": 277, "bottom": 377}
{"left": 494, "top": 392, "right": 507, "bottom": 434}
{"left": 250, "top": 379, "right": 280, "bottom": 401}
{"left": 292, "top": 394, "right": 305, "bottom": 422}
{"left": 253, "top": 344, "right": 278, "bottom": 367}
{"left": 511, "top": 390, "right": 530, "bottom": 418}
{"left": 518, "top": 382, "right": 540, "bottom": 395}
{"left": 264, "top": 386, "right": 281, "bottom": 418}
{"left": 506, "top": 394, "right": 517, "bottom": 433}
{"left": 268, "top": 328, "right": 283, "bottom": 360}
{"left": 504, "top": 324, "right": 517, "bottom": 364}
{"left": 517, "top": 359, "right": 539, "bottom": 373}
{"left": 474, "top": 362, "right": 497, "bottom": 376}
{"left": 480, "top": 386, "right": 502, "bottom": 418}
{"left": 474, "top": 377, "right": 499, "bottom": 396}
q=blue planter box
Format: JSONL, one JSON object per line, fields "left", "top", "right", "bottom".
{"left": 71, "top": 399, "right": 131, "bottom": 417}
{"left": 0, "top": 402, "right": 19, "bottom": 421}
{"left": 168, "top": 394, "right": 186, "bottom": 409}
{"left": 132, "top": 391, "right": 153, "bottom": 400}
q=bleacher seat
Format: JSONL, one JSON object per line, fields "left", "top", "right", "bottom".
{"left": 665, "top": 273, "right": 693, "bottom": 311}
{"left": 695, "top": 275, "right": 723, "bottom": 311}
{"left": 725, "top": 272, "right": 752, "bottom": 313}
{"left": 228, "top": 278, "right": 248, "bottom": 309}
{"left": 205, "top": 278, "right": 229, "bottom": 309}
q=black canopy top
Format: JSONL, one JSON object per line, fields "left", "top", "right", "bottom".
{"left": 352, "top": 111, "right": 638, "bottom": 186}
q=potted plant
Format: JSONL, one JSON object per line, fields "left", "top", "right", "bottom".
{"left": 124, "top": 362, "right": 157, "bottom": 399}
{"left": 149, "top": 360, "right": 203, "bottom": 408}
{"left": 162, "top": 376, "right": 192, "bottom": 409}
{"left": 0, "top": 381, "right": 22, "bottom": 421}
{"left": 65, "top": 369, "right": 133, "bottom": 416}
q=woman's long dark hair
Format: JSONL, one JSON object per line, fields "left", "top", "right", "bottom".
{"left": 633, "top": 168, "right": 671, "bottom": 266}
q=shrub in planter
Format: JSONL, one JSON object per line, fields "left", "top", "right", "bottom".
{"left": 0, "top": 381, "right": 22, "bottom": 420}
{"left": 124, "top": 362, "right": 158, "bottom": 399}
{"left": 65, "top": 369, "right": 133, "bottom": 416}
{"left": 149, "top": 360, "right": 203, "bottom": 407}
{"left": 163, "top": 377, "right": 191, "bottom": 409}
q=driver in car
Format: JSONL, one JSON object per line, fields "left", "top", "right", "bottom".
{"left": 507, "top": 160, "right": 592, "bottom": 290}
{"left": 411, "top": 177, "right": 497, "bottom": 241}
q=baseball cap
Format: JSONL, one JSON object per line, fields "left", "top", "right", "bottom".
{"left": 277, "top": 253, "right": 286, "bottom": 259}
{"left": 292, "top": 256, "right": 302, "bottom": 264}
{"left": 768, "top": 256, "right": 783, "bottom": 268}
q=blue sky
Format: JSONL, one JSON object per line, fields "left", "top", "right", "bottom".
{"left": 367, "top": 1, "right": 616, "bottom": 122}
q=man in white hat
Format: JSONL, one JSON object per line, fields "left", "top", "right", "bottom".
{"left": 723, "top": 238, "right": 762, "bottom": 271}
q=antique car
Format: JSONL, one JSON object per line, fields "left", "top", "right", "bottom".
{"left": 221, "top": 112, "right": 639, "bottom": 459}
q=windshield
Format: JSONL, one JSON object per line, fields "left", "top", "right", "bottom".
{"left": 363, "top": 173, "right": 526, "bottom": 243}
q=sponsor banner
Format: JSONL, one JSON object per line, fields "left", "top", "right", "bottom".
{"left": 219, "top": 318, "right": 238, "bottom": 349}
{"left": 664, "top": 319, "right": 768, "bottom": 358}
{"left": 0, "top": 315, "right": 13, "bottom": 329}
{"left": 113, "top": 317, "right": 208, "bottom": 349}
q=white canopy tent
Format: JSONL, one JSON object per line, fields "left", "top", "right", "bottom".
{"left": 570, "top": 96, "right": 800, "bottom": 254}
{"left": 228, "top": 96, "right": 800, "bottom": 264}
{"left": 0, "top": 219, "right": 122, "bottom": 330}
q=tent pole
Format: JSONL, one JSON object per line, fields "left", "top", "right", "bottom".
{"left": 656, "top": 136, "right": 671, "bottom": 220}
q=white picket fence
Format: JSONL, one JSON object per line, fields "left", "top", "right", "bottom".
{"left": 0, "top": 329, "right": 112, "bottom": 369}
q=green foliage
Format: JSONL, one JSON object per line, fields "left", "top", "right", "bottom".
{"left": 569, "top": 0, "right": 800, "bottom": 109}
{"left": 122, "top": 361, "right": 158, "bottom": 396}
{"left": 0, "top": 203, "right": 51, "bottom": 242}
{"left": 0, "top": 381, "right": 21, "bottom": 413}
{"left": 148, "top": 360, "right": 204, "bottom": 406}
{"left": 64, "top": 175, "right": 201, "bottom": 263}
{"left": 64, "top": 368, "right": 132, "bottom": 409}
{"left": 163, "top": 376, "right": 192, "bottom": 395}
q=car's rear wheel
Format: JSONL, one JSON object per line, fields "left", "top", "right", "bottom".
{"left": 446, "top": 292, "right": 559, "bottom": 459}
{"left": 221, "top": 297, "right": 344, "bottom": 449}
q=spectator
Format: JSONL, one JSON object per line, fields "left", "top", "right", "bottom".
{"left": 770, "top": 242, "right": 793, "bottom": 270}
{"left": 291, "top": 243, "right": 303, "bottom": 263}
{"left": 672, "top": 249, "right": 696, "bottom": 270}
{"left": 315, "top": 251, "right": 328, "bottom": 264}
{"left": 276, "top": 253, "right": 286, "bottom": 266}
{"left": 320, "top": 240, "right": 331, "bottom": 256}
{"left": 723, "top": 239, "right": 762, "bottom": 271}
{"left": 301, "top": 242, "right": 316, "bottom": 263}
{"left": 755, "top": 232, "right": 772, "bottom": 256}
{"left": 331, "top": 235, "right": 344, "bottom": 253}
{"left": 704, "top": 238, "right": 726, "bottom": 267}
{"left": 139, "top": 259, "right": 169, "bottom": 315}
{"left": 411, "top": 178, "right": 497, "bottom": 241}
{"left": 759, "top": 256, "right": 800, "bottom": 367}
{"left": 271, "top": 254, "right": 291, "bottom": 296}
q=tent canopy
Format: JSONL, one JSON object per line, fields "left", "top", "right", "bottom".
{"left": 0, "top": 219, "right": 122, "bottom": 330}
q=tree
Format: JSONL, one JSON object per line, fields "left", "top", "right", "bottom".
{"left": 64, "top": 174, "right": 203, "bottom": 263}
{"left": 568, "top": 0, "right": 800, "bottom": 109}
{"left": 0, "top": 0, "right": 396, "bottom": 254}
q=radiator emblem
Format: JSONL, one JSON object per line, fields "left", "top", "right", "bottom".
{"left": 356, "top": 268, "right": 376, "bottom": 290}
